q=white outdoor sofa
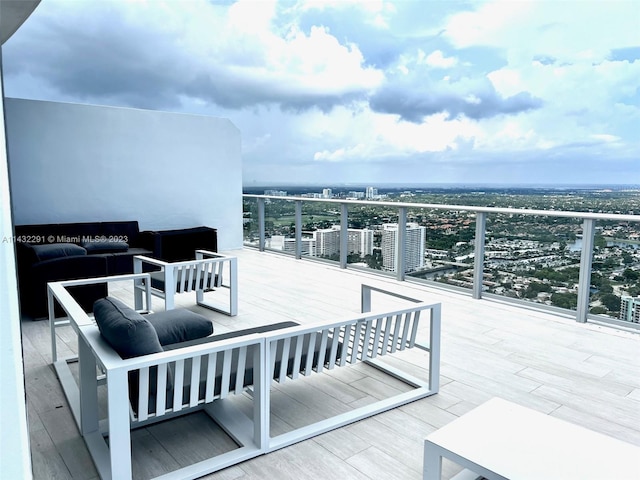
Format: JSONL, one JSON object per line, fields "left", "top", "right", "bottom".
{"left": 47, "top": 275, "right": 441, "bottom": 480}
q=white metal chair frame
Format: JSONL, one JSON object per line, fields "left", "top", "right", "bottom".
{"left": 262, "top": 285, "right": 441, "bottom": 453}
{"left": 133, "top": 249, "right": 237, "bottom": 316}
{"left": 78, "top": 319, "right": 266, "bottom": 480}
{"left": 48, "top": 273, "right": 155, "bottom": 425}
{"left": 48, "top": 278, "right": 441, "bottom": 480}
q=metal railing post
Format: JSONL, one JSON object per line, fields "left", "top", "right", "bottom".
{"left": 472, "top": 212, "right": 487, "bottom": 300}
{"left": 576, "top": 218, "right": 596, "bottom": 323}
{"left": 295, "top": 201, "right": 302, "bottom": 259}
{"left": 258, "top": 198, "right": 265, "bottom": 252}
{"left": 397, "top": 207, "right": 407, "bottom": 281}
{"left": 243, "top": 194, "right": 640, "bottom": 331}
{"left": 340, "top": 203, "right": 348, "bottom": 269}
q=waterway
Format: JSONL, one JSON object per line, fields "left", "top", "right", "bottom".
{"left": 569, "top": 238, "right": 639, "bottom": 252}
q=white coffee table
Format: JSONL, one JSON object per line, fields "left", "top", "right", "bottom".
{"left": 423, "top": 397, "right": 640, "bottom": 480}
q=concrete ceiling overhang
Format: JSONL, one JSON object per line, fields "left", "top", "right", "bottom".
{"left": 1, "top": 0, "right": 41, "bottom": 45}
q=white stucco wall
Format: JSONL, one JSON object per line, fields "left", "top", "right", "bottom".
{"left": 0, "top": 76, "right": 32, "bottom": 480}
{"left": 5, "top": 98, "right": 242, "bottom": 250}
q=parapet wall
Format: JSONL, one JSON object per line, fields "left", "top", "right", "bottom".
{"left": 5, "top": 98, "right": 243, "bottom": 250}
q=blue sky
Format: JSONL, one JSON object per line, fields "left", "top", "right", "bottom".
{"left": 3, "top": 0, "right": 639, "bottom": 186}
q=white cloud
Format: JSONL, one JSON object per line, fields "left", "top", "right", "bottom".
{"left": 4, "top": 0, "right": 638, "bottom": 185}
{"left": 308, "top": 106, "right": 481, "bottom": 164}
{"left": 445, "top": 1, "right": 533, "bottom": 49}
{"left": 424, "top": 50, "right": 458, "bottom": 68}
{"left": 591, "top": 134, "right": 620, "bottom": 143}
{"left": 437, "top": 0, "right": 640, "bottom": 169}
{"left": 272, "top": 25, "right": 383, "bottom": 91}
{"left": 445, "top": 0, "right": 639, "bottom": 63}
{"left": 166, "top": 1, "right": 385, "bottom": 98}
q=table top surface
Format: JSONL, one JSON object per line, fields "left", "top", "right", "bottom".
{"left": 425, "top": 397, "right": 640, "bottom": 480}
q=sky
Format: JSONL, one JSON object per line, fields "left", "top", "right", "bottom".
{"left": 2, "top": 0, "right": 639, "bottom": 186}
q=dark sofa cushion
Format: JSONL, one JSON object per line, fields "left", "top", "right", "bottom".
{"left": 151, "top": 226, "right": 217, "bottom": 261}
{"left": 93, "top": 297, "right": 163, "bottom": 359}
{"left": 15, "top": 221, "right": 149, "bottom": 321}
{"left": 96, "top": 221, "right": 140, "bottom": 243}
{"left": 146, "top": 309, "right": 213, "bottom": 346}
{"left": 31, "top": 243, "right": 87, "bottom": 261}
{"left": 15, "top": 241, "right": 39, "bottom": 267}
{"left": 81, "top": 241, "right": 129, "bottom": 254}
{"left": 26, "top": 255, "right": 108, "bottom": 318}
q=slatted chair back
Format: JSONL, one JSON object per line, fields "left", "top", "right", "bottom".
{"left": 76, "top": 324, "right": 267, "bottom": 480}
{"left": 79, "top": 327, "right": 263, "bottom": 424}
{"left": 172, "top": 259, "right": 223, "bottom": 294}
{"left": 266, "top": 304, "right": 425, "bottom": 384}
{"left": 133, "top": 340, "right": 259, "bottom": 423}
{"left": 261, "top": 298, "right": 440, "bottom": 454}
{"left": 133, "top": 251, "right": 238, "bottom": 315}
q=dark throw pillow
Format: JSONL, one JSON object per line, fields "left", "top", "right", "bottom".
{"left": 93, "top": 296, "right": 163, "bottom": 359}
{"left": 81, "top": 241, "right": 129, "bottom": 254}
{"left": 32, "top": 243, "right": 87, "bottom": 261}
{"left": 146, "top": 309, "right": 213, "bottom": 346}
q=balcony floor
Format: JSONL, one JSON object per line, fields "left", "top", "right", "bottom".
{"left": 22, "top": 248, "right": 640, "bottom": 479}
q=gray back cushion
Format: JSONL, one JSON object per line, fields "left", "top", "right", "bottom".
{"left": 146, "top": 309, "right": 213, "bottom": 346}
{"left": 32, "top": 243, "right": 87, "bottom": 261}
{"left": 81, "top": 241, "right": 129, "bottom": 254}
{"left": 93, "top": 297, "right": 163, "bottom": 359}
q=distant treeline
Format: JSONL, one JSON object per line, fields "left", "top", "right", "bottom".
{"left": 244, "top": 185, "right": 640, "bottom": 196}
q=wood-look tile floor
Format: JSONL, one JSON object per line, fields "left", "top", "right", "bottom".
{"left": 22, "top": 248, "right": 640, "bottom": 479}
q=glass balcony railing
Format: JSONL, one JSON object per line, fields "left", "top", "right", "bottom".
{"left": 484, "top": 212, "right": 582, "bottom": 310}
{"left": 243, "top": 194, "right": 640, "bottom": 330}
{"left": 588, "top": 222, "right": 640, "bottom": 321}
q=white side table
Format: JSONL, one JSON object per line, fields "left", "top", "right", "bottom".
{"left": 423, "top": 397, "right": 640, "bottom": 480}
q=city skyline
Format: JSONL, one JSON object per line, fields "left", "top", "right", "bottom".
{"left": 3, "top": 0, "right": 638, "bottom": 185}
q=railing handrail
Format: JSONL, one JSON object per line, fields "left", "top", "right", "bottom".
{"left": 242, "top": 193, "right": 640, "bottom": 330}
{"left": 243, "top": 194, "right": 640, "bottom": 223}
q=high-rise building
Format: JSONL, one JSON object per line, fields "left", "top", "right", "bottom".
{"left": 312, "top": 226, "right": 374, "bottom": 259}
{"left": 381, "top": 223, "right": 426, "bottom": 273}
{"left": 322, "top": 188, "right": 332, "bottom": 199}
{"left": 313, "top": 226, "right": 341, "bottom": 257}
{"left": 366, "top": 186, "right": 378, "bottom": 199}
{"left": 347, "top": 191, "right": 365, "bottom": 199}
{"left": 619, "top": 296, "right": 640, "bottom": 323}
{"left": 347, "top": 228, "right": 374, "bottom": 256}
{"left": 267, "top": 235, "right": 316, "bottom": 255}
